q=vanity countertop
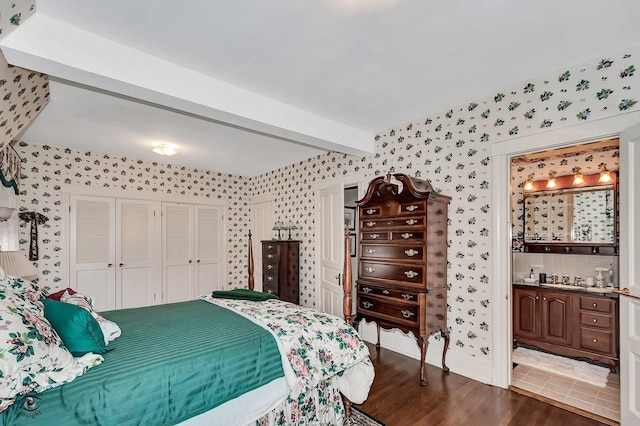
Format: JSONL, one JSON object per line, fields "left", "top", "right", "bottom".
{"left": 513, "top": 281, "right": 618, "bottom": 297}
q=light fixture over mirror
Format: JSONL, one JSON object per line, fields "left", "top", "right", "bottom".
{"left": 523, "top": 174, "right": 534, "bottom": 191}
{"left": 598, "top": 163, "right": 612, "bottom": 183}
{"left": 546, "top": 170, "right": 557, "bottom": 189}
{"left": 572, "top": 167, "right": 584, "bottom": 185}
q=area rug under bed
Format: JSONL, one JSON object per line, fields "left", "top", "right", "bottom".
{"left": 512, "top": 347, "right": 609, "bottom": 387}
{"left": 348, "top": 407, "right": 386, "bottom": 426}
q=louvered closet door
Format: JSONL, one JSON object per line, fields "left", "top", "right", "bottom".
{"left": 194, "top": 205, "right": 223, "bottom": 296}
{"left": 70, "top": 195, "right": 116, "bottom": 311}
{"left": 116, "top": 200, "right": 161, "bottom": 308}
{"left": 162, "top": 203, "right": 194, "bottom": 302}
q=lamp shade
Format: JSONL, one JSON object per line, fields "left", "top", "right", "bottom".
{"left": 0, "top": 251, "right": 38, "bottom": 280}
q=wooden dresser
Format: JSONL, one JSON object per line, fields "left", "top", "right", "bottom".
{"left": 261, "top": 240, "right": 300, "bottom": 304}
{"left": 354, "top": 173, "right": 451, "bottom": 385}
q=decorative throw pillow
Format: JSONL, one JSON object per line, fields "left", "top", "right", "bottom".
{"left": 0, "top": 292, "right": 103, "bottom": 413}
{"left": 0, "top": 275, "right": 47, "bottom": 305}
{"left": 46, "top": 287, "right": 77, "bottom": 301}
{"left": 42, "top": 299, "right": 109, "bottom": 357}
{"left": 60, "top": 291, "right": 122, "bottom": 344}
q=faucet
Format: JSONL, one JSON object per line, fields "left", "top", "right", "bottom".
{"left": 561, "top": 274, "right": 569, "bottom": 285}
{"left": 550, "top": 274, "right": 558, "bottom": 284}
{"left": 573, "top": 276, "right": 581, "bottom": 286}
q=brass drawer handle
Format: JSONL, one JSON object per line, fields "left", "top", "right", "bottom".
{"left": 267, "top": 264, "right": 273, "bottom": 269}
{"left": 369, "top": 234, "right": 380, "bottom": 239}
{"left": 593, "top": 339, "right": 597, "bottom": 343}
{"left": 402, "top": 294, "right": 414, "bottom": 301}
{"left": 362, "top": 287, "right": 372, "bottom": 294}
{"left": 406, "top": 205, "right": 419, "bottom": 212}
{"left": 267, "top": 245, "right": 273, "bottom": 249}
{"left": 366, "top": 222, "right": 376, "bottom": 227}
{"left": 593, "top": 303, "right": 597, "bottom": 307}
{"left": 366, "top": 267, "right": 376, "bottom": 273}
{"left": 267, "top": 254, "right": 273, "bottom": 258}
{"left": 363, "top": 301, "right": 373, "bottom": 309}
{"left": 366, "top": 248, "right": 376, "bottom": 254}
{"left": 405, "top": 249, "right": 419, "bottom": 257}
{"left": 593, "top": 318, "right": 597, "bottom": 323}
{"left": 401, "top": 233, "right": 414, "bottom": 239}
{"left": 406, "top": 219, "right": 418, "bottom": 225}
{"left": 401, "top": 310, "right": 415, "bottom": 319}
{"left": 382, "top": 290, "right": 390, "bottom": 295}
{"left": 267, "top": 276, "right": 273, "bottom": 281}
{"left": 366, "top": 209, "right": 377, "bottom": 215}
{"left": 404, "top": 270, "right": 419, "bottom": 279}
{"left": 267, "top": 289, "right": 273, "bottom": 294}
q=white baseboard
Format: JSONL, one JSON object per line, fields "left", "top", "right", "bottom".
{"left": 359, "top": 322, "right": 493, "bottom": 385}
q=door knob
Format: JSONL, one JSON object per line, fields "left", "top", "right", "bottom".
{"left": 197, "top": 259, "right": 201, "bottom": 263}
{"left": 107, "top": 263, "right": 113, "bottom": 268}
{"left": 188, "top": 259, "right": 193, "bottom": 264}
{"left": 119, "top": 263, "right": 124, "bottom": 267}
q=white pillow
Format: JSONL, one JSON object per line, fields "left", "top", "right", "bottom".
{"left": 60, "top": 291, "right": 122, "bottom": 344}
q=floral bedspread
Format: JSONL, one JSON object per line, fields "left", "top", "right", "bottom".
{"left": 200, "top": 296, "right": 374, "bottom": 424}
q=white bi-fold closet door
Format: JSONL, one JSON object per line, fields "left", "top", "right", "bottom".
{"left": 69, "top": 196, "right": 161, "bottom": 311}
{"left": 162, "top": 203, "right": 224, "bottom": 303}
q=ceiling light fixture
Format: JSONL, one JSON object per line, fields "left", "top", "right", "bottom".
{"left": 546, "top": 171, "right": 557, "bottom": 189}
{"left": 151, "top": 142, "right": 179, "bottom": 157}
{"left": 598, "top": 164, "right": 612, "bottom": 183}
{"left": 523, "top": 174, "right": 534, "bottom": 191}
{"left": 572, "top": 167, "right": 584, "bottom": 185}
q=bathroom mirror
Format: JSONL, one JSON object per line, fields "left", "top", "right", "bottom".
{"left": 523, "top": 172, "right": 617, "bottom": 255}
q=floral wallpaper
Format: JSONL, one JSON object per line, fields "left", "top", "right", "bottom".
{"left": 0, "top": 1, "right": 48, "bottom": 150}
{"left": 8, "top": 26, "right": 639, "bottom": 360}
{"left": 249, "top": 47, "right": 639, "bottom": 359}
{"left": 15, "top": 142, "right": 252, "bottom": 291}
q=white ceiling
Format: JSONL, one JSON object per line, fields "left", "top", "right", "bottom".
{"left": 3, "top": 0, "right": 640, "bottom": 176}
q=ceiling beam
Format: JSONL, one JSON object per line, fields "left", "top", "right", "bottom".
{"left": 0, "top": 14, "right": 375, "bottom": 156}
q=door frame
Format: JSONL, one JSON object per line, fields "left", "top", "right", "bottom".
{"left": 490, "top": 110, "right": 640, "bottom": 388}
{"left": 314, "top": 170, "right": 368, "bottom": 310}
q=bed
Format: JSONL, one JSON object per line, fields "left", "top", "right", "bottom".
{"left": 0, "top": 231, "right": 372, "bottom": 425}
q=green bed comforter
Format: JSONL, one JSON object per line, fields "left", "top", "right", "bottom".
{"left": 1, "top": 300, "right": 284, "bottom": 425}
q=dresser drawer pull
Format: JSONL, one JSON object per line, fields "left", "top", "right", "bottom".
{"left": 405, "top": 249, "right": 419, "bottom": 257}
{"left": 369, "top": 234, "right": 380, "bottom": 239}
{"left": 406, "top": 219, "right": 418, "bottom": 225}
{"left": 402, "top": 294, "right": 414, "bottom": 301}
{"left": 406, "top": 205, "right": 419, "bottom": 212}
{"left": 267, "top": 276, "right": 273, "bottom": 281}
{"left": 267, "top": 254, "right": 273, "bottom": 258}
{"left": 361, "top": 287, "right": 372, "bottom": 294}
{"left": 404, "top": 270, "right": 419, "bottom": 279}
{"left": 593, "top": 303, "right": 598, "bottom": 307}
{"left": 366, "top": 248, "right": 376, "bottom": 254}
{"left": 401, "top": 310, "right": 415, "bottom": 319}
{"left": 382, "top": 290, "right": 390, "bottom": 295}
{"left": 363, "top": 301, "right": 374, "bottom": 309}
{"left": 366, "top": 222, "right": 376, "bottom": 227}
{"left": 267, "top": 264, "right": 273, "bottom": 269}
{"left": 366, "top": 267, "right": 376, "bottom": 273}
{"left": 366, "top": 209, "right": 377, "bottom": 215}
{"left": 593, "top": 318, "right": 597, "bottom": 323}
{"left": 267, "top": 245, "right": 273, "bottom": 249}
{"left": 401, "top": 233, "right": 414, "bottom": 239}
{"left": 593, "top": 339, "right": 597, "bottom": 343}
{"left": 267, "top": 289, "right": 273, "bottom": 294}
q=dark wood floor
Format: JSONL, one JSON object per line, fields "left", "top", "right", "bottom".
{"left": 356, "top": 342, "right": 605, "bottom": 426}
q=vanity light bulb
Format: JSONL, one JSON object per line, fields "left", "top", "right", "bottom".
{"left": 572, "top": 170, "right": 584, "bottom": 185}
{"left": 523, "top": 175, "right": 534, "bottom": 191}
{"left": 599, "top": 170, "right": 612, "bottom": 183}
{"left": 546, "top": 171, "right": 557, "bottom": 189}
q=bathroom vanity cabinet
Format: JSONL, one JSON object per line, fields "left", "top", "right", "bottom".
{"left": 513, "top": 285, "right": 618, "bottom": 372}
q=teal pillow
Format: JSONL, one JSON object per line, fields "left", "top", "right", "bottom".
{"left": 43, "top": 299, "right": 108, "bottom": 357}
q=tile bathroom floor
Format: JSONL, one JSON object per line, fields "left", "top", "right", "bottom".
{"left": 511, "top": 364, "right": 620, "bottom": 424}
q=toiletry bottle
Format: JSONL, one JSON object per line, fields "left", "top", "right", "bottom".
{"left": 529, "top": 268, "right": 535, "bottom": 280}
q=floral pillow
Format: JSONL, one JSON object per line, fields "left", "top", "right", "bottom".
{"left": 0, "top": 279, "right": 103, "bottom": 413}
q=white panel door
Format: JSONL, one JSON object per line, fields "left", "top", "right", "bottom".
{"left": 194, "top": 205, "right": 223, "bottom": 296}
{"left": 252, "top": 199, "right": 274, "bottom": 291}
{"left": 162, "top": 203, "right": 194, "bottom": 303}
{"left": 318, "top": 182, "right": 344, "bottom": 316}
{"left": 619, "top": 123, "right": 640, "bottom": 425}
{"left": 116, "top": 199, "right": 161, "bottom": 308}
{"left": 70, "top": 195, "right": 116, "bottom": 311}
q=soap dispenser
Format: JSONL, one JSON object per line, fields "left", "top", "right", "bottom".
{"left": 529, "top": 268, "right": 535, "bottom": 280}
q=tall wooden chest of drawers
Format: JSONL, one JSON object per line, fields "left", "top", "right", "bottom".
{"left": 261, "top": 240, "right": 300, "bottom": 304}
{"left": 354, "top": 173, "right": 451, "bottom": 385}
